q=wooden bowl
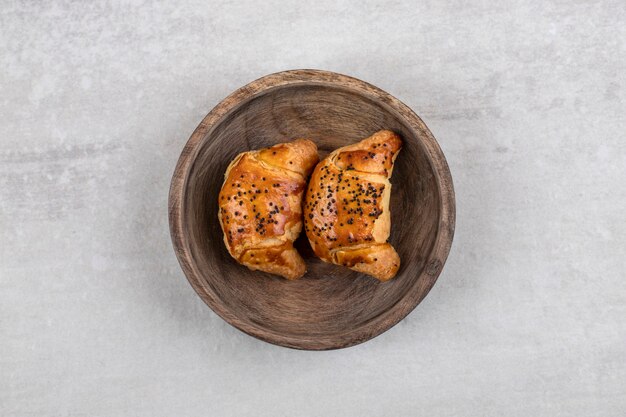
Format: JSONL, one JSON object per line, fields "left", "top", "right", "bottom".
{"left": 169, "top": 70, "right": 455, "bottom": 350}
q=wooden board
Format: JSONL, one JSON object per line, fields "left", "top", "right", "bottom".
{"left": 168, "top": 69, "right": 455, "bottom": 350}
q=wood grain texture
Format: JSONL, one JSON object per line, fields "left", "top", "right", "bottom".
{"left": 168, "top": 69, "right": 455, "bottom": 350}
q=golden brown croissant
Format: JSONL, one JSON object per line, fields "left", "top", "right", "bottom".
{"left": 218, "top": 139, "right": 319, "bottom": 279}
{"left": 304, "top": 130, "right": 402, "bottom": 281}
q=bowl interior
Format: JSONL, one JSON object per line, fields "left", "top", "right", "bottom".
{"left": 182, "top": 83, "right": 441, "bottom": 347}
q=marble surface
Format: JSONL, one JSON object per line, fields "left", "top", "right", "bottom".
{"left": 1, "top": 1, "right": 625, "bottom": 416}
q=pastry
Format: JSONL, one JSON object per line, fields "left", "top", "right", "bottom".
{"left": 218, "top": 139, "right": 319, "bottom": 279}
{"left": 303, "top": 130, "right": 402, "bottom": 281}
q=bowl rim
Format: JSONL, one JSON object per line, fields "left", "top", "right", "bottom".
{"left": 168, "top": 69, "right": 456, "bottom": 350}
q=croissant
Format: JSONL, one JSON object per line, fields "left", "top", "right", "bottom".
{"left": 304, "top": 130, "right": 402, "bottom": 281}
{"left": 218, "top": 139, "right": 319, "bottom": 279}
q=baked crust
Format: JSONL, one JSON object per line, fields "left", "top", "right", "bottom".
{"left": 304, "top": 130, "right": 402, "bottom": 281}
{"left": 218, "top": 139, "right": 319, "bottom": 279}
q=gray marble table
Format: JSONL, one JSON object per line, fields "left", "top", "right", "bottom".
{"left": 1, "top": 1, "right": 624, "bottom": 416}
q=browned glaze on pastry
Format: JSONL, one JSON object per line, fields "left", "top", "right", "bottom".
{"left": 304, "top": 130, "right": 402, "bottom": 281}
{"left": 218, "top": 139, "right": 318, "bottom": 279}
